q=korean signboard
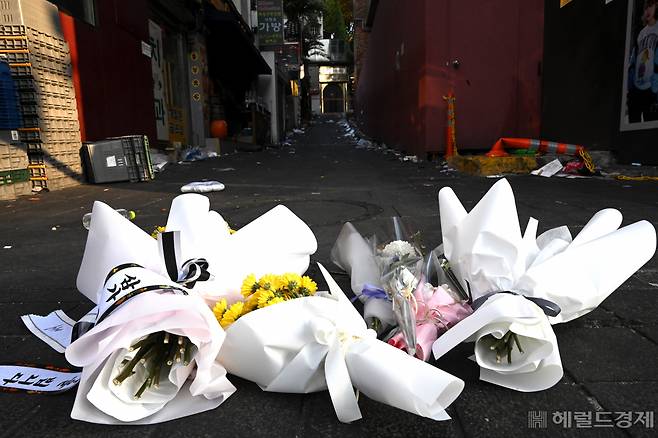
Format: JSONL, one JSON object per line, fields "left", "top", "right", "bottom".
{"left": 258, "top": 0, "right": 284, "bottom": 47}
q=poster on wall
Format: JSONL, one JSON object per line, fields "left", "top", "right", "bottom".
{"left": 148, "top": 20, "right": 169, "bottom": 141}
{"left": 621, "top": 0, "right": 658, "bottom": 131}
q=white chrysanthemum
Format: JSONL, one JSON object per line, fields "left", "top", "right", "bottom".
{"left": 381, "top": 240, "right": 417, "bottom": 258}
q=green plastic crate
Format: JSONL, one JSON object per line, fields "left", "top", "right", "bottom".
{"left": 0, "top": 168, "right": 29, "bottom": 185}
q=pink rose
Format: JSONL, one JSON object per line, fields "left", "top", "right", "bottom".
{"left": 388, "top": 284, "right": 472, "bottom": 361}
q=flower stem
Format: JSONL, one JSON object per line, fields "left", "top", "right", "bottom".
{"left": 484, "top": 330, "right": 524, "bottom": 364}
{"left": 512, "top": 333, "right": 524, "bottom": 353}
{"left": 113, "top": 339, "right": 157, "bottom": 385}
{"left": 183, "top": 339, "right": 192, "bottom": 366}
{"left": 368, "top": 317, "right": 382, "bottom": 335}
{"left": 113, "top": 331, "right": 194, "bottom": 398}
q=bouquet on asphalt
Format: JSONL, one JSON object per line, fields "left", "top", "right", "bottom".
{"left": 216, "top": 263, "right": 465, "bottom": 423}
{"left": 331, "top": 218, "right": 424, "bottom": 348}
{"left": 331, "top": 220, "right": 472, "bottom": 360}
{"left": 65, "top": 194, "right": 317, "bottom": 424}
{"left": 387, "top": 281, "right": 473, "bottom": 361}
{"left": 432, "top": 178, "right": 656, "bottom": 391}
{"left": 331, "top": 222, "right": 396, "bottom": 334}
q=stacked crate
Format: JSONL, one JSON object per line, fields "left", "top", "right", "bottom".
{"left": 0, "top": 0, "right": 82, "bottom": 192}
{"left": 0, "top": 58, "right": 21, "bottom": 129}
{"left": 0, "top": 126, "right": 31, "bottom": 200}
{"left": 0, "top": 60, "right": 30, "bottom": 200}
{"left": 0, "top": 140, "right": 31, "bottom": 200}
{"left": 82, "top": 135, "right": 155, "bottom": 184}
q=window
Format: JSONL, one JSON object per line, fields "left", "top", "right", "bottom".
{"left": 49, "top": 0, "right": 97, "bottom": 26}
{"left": 285, "top": 19, "right": 300, "bottom": 41}
{"left": 319, "top": 66, "right": 347, "bottom": 83}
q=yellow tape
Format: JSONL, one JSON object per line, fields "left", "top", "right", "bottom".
{"left": 615, "top": 175, "right": 658, "bottom": 181}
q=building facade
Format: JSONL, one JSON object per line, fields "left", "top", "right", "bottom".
{"left": 307, "top": 38, "right": 351, "bottom": 115}
{"left": 542, "top": 0, "right": 658, "bottom": 164}
{"left": 0, "top": 0, "right": 291, "bottom": 199}
{"left": 355, "top": 0, "right": 544, "bottom": 157}
{"left": 59, "top": 0, "right": 274, "bottom": 153}
{"left": 356, "top": 0, "right": 658, "bottom": 164}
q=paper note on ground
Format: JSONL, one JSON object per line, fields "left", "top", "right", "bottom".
{"left": 531, "top": 159, "right": 563, "bottom": 177}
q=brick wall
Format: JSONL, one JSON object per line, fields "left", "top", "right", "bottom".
{"left": 352, "top": 0, "right": 369, "bottom": 87}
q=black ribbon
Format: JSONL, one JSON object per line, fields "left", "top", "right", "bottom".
{"left": 177, "top": 258, "right": 212, "bottom": 288}
{"left": 161, "top": 231, "right": 180, "bottom": 283}
{"left": 471, "top": 291, "right": 561, "bottom": 317}
{"left": 160, "top": 231, "right": 213, "bottom": 289}
{"left": 70, "top": 261, "right": 196, "bottom": 344}
{"left": 71, "top": 232, "right": 213, "bottom": 344}
{"left": 437, "top": 254, "right": 561, "bottom": 317}
{"left": 70, "top": 320, "right": 94, "bottom": 344}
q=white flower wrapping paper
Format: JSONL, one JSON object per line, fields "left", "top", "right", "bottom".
{"left": 432, "top": 178, "right": 656, "bottom": 391}
{"left": 330, "top": 222, "right": 396, "bottom": 329}
{"left": 218, "top": 264, "right": 464, "bottom": 423}
{"left": 76, "top": 194, "right": 317, "bottom": 306}
{"left": 66, "top": 291, "right": 234, "bottom": 424}
{"left": 67, "top": 194, "right": 318, "bottom": 424}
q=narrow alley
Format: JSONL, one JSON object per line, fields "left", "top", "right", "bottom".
{"left": 1, "top": 118, "right": 656, "bottom": 437}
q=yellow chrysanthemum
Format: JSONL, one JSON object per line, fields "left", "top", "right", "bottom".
{"left": 241, "top": 274, "right": 259, "bottom": 298}
{"left": 220, "top": 301, "right": 244, "bottom": 329}
{"left": 298, "top": 276, "right": 318, "bottom": 295}
{"left": 150, "top": 225, "right": 166, "bottom": 239}
{"left": 282, "top": 272, "right": 302, "bottom": 288}
{"left": 242, "top": 298, "right": 256, "bottom": 313}
{"left": 257, "top": 290, "right": 276, "bottom": 308}
{"left": 242, "top": 289, "right": 264, "bottom": 312}
{"left": 212, "top": 298, "right": 228, "bottom": 321}
{"left": 258, "top": 274, "right": 282, "bottom": 291}
{"left": 261, "top": 296, "right": 285, "bottom": 308}
{"left": 251, "top": 288, "right": 267, "bottom": 302}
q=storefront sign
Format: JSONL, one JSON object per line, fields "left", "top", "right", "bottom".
{"left": 148, "top": 20, "right": 169, "bottom": 141}
{"left": 258, "top": 0, "right": 284, "bottom": 47}
{"left": 280, "top": 42, "right": 301, "bottom": 71}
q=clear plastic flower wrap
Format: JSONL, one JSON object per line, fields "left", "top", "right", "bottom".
{"left": 387, "top": 282, "right": 473, "bottom": 361}
{"left": 331, "top": 222, "right": 396, "bottom": 332}
{"left": 332, "top": 218, "right": 425, "bottom": 355}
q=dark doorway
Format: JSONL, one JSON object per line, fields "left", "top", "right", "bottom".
{"left": 323, "top": 83, "right": 344, "bottom": 113}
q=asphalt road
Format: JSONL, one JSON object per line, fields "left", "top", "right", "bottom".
{"left": 0, "top": 118, "right": 656, "bottom": 437}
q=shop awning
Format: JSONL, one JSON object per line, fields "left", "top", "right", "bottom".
{"left": 205, "top": 8, "right": 272, "bottom": 82}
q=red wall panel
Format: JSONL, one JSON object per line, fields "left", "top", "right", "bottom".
{"left": 59, "top": 0, "right": 156, "bottom": 143}
{"left": 356, "top": 0, "right": 428, "bottom": 156}
{"left": 516, "top": 0, "right": 544, "bottom": 139}
{"left": 357, "top": 0, "right": 544, "bottom": 154}
{"left": 422, "top": 0, "right": 450, "bottom": 154}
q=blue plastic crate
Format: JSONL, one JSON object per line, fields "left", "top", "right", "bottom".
{"left": 0, "top": 61, "right": 22, "bottom": 129}
{"left": 0, "top": 119, "right": 22, "bottom": 129}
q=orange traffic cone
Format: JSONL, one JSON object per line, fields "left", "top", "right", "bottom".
{"left": 486, "top": 138, "right": 585, "bottom": 157}
{"left": 487, "top": 138, "right": 507, "bottom": 157}
{"left": 444, "top": 92, "right": 457, "bottom": 158}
